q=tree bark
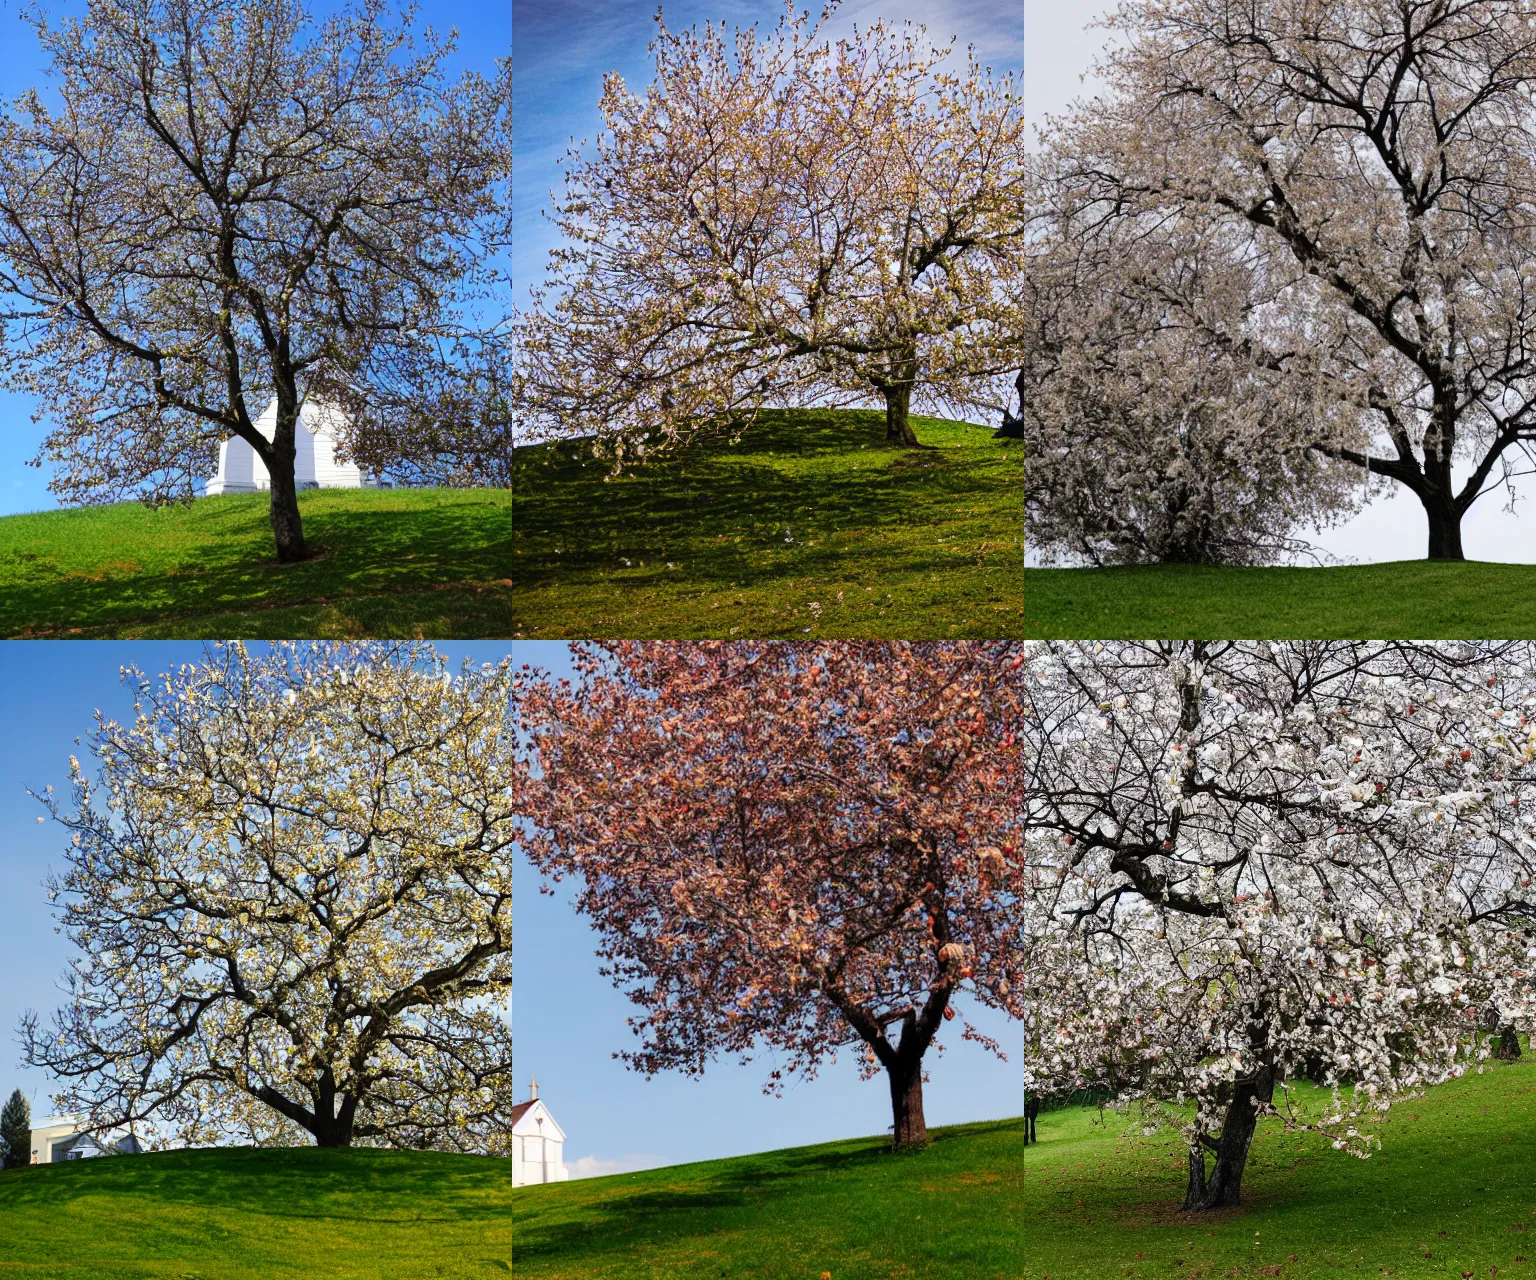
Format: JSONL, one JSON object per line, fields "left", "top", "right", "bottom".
{"left": 1497, "top": 1023, "right": 1523, "bottom": 1060}
{"left": 997, "top": 368, "right": 1025, "bottom": 438}
{"left": 880, "top": 381, "right": 921, "bottom": 447}
{"left": 265, "top": 403, "right": 308, "bottom": 563}
{"left": 1419, "top": 390, "right": 1465, "bottom": 561}
{"left": 1423, "top": 496, "right": 1465, "bottom": 561}
{"left": 1183, "top": 1063, "right": 1276, "bottom": 1211}
{"left": 1182, "top": 1140, "right": 1208, "bottom": 1210}
{"left": 888, "top": 1048, "right": 928, "bottom": 1150}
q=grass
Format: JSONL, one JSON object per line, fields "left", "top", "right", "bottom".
{"left": 1025, "top": 561, "right": 1536, "bottom": 638}
{"left": 0, "top": 487, "right": 512, "bottom": 639}
{"left": 0, "top": 1145, "right": 511, "bottom": 1278}
{"left": 512, "top": 1116, "right": 1024, "bottom": 1279}
{"left": 514, "top": 1056, "right": 1536, "bottom": 1280}
{"left": 511, "top": 408, "right": 1022, "bottom": 638}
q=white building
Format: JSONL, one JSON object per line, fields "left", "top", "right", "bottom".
{"left": 510, "top": 1077, "right": 568, "bottom": 1187}
{"left": 204, "top": 398, "right": 383, "bottom": 495}
{"left": 28, "top": 1115, "right": 143, "bottom": 1164}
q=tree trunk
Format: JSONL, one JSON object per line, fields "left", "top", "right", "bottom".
{"left": 997, "top": 368, "right": 1025, "bottom": 438}
{"left": 266, "top": 403, "right": 308, "bottom": 563}
{"left": 888, "top": 1051, "right": 928, "bottom": 1150}
{"left": 310, "top": 1071, "right": 355, "bottom": 1147}
{"left": 1420, "top": 391, "right": 1465, "bottom": 561}
{"left": 881, "top": 381, "right": 921, "bottom": 448}
{"left": 1423, "top": 497, "right": 1465, "bottom": 561}
{"left": 1182, "top": 1141, "right": 1208, "bottom": 1210}
{"left": 1497, "top": 1023, "right": 1523, "bottom": 1060}
{"left": 1183, "top": 1063, "right": 1276, "bottom": 1211}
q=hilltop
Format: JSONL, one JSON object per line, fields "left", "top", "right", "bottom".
{"left": 1026, "top": 560, "right": 1536, "bottom": 638}
{"left": 0, "top": 1144, "right": 511, "bottom": 1278}
{"left": 511, "top": 408, "right": 1022, "bottom": 639}
{"left": 0, "top": 487, "right": 513, "bottom": 638}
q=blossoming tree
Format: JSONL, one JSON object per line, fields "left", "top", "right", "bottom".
{"left": 1022, "top": 640, "right": 1536, "bottom": 1209}
{"left": 1023, "top": 190, "right": 1363, "bottom": 564}
{"left": 521, "top": 641, "right": 1028, "bottom": 1150}
{"left": 0, "top": 0, "right": 510, "bottom": 562}
{"left": 1046, "top": 0, "right": 1536, "bottom": 560}
{"left": 20, "top": 642, "right": 523, "bottom": 1152}
{"left": 513, "top": 2, "right": 1026, "bottom": 462}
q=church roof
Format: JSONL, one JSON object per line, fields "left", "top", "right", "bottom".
{"left": 508, "top": 1100, "right": 538, "bottom": 1127}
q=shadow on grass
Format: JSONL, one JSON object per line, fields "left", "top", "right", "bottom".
{"left": 0, "top": 1145, "right": 508, "bottom": 1224}
{"left": 511, "top": 408, "right": 1018, "bottom": 593}
{"left": 0, "top": 490, "right": 512, "bottom": 636}
{"left": 511, "top": 1119, "right": 1021, "bottom": 1267}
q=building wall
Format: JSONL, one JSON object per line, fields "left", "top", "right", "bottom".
{"left": 511, "top": 1131, "right": 568, "bottom": 1186}
{"left": 205, "top": 399, "right": 376, "bottom": 494}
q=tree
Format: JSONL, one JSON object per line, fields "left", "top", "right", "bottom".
{"left": 1049, "top": 0, "right": 1536, "bottom": 560}
{"left": 0, "top": 0, "right": 511, "bottom": 562}
{"left": 1023, "top": 198, "right": 1362, "bottom": 564}
{"left": 20, "top": 642, "right": 522, "bottom": 1152}
{"left": 1021, "top": 640, "right": 1536, "bottom": 1209}
{"left": 0, "top": 1089, "right": 30, "bottom": 1169}
{"left": 521, "top": 641, "right": 1029, "bottom": 1150}
{"left": 512, "top": 1, "right": 1026, "bottom": 462}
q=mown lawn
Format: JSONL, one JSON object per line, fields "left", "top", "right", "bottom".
{"left": 514, "top": 1057, "right": 1536, "bottom": 1280}
{"left": 0, "top": 1145, "right": 511, "bottom": 1278}
{"left": 512, "top": 1116, "right": 1024, "bottom": 1280}
{"left": 511, "top": 408, "right": 1022, "bottom": 639}
{"left": 1026, "top": 561, "right": 1536, "bottom": 638}
{"left": 0, "top": 488, "right": 512, "bottom": 638}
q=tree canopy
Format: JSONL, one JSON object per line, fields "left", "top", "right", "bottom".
{"left": 0, "top": 0, "right": 511, "bottom": 561}
{"left": 20, "top": 642, "right": 522, "bottom": 1152}
{"left": 513, "top": 1, "right": 1026, "bottom": 462}
{"left": 521, "top": 640, "right": 1028, "bottom": 1150}
{"left": 1033, "top": 0, "right": 1536, "bottom": 561}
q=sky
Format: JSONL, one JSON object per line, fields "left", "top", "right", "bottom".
{"left": 0, "top": 0, "right": 510, "bottom": 519}
{"left": 0, "top": 640, "right": 1022, "bottom": 1175}
{"left": 1023, "top": 0, "right": 1536, "bottom": 566}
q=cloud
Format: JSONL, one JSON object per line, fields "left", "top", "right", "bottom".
{"left": 565, "top": 1151, "right": 662, "bottom": 1180}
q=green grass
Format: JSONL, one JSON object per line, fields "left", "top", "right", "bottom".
{"left": 514, "top": 1057, "right": 1536, "bottom": 1280}
{"left": 1026, "top": 561, "right": 1536, "bottom": 638}
{"left": 0, "top": 1145, "right": 511, "bottom": 1278}
{"left": 512, "top": 1116, "right": 1024, "bottom": 1279}
{"left": 511, "top": 408, "right": 1022, "bottom": 638}
{"left": 0, "top": 487, "right": 512, "bottom": 639}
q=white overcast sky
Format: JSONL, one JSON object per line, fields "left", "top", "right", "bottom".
{"left": 1024, "top": 0, "right": 1536, "bottom": 565}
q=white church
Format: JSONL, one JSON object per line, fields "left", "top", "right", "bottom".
{"left": 510, "top": 1077, "right": 568, "bottom": 1187}
{"left": 204, "top": 398, "right": 384, "bottom": 495}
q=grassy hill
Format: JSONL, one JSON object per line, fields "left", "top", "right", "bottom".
{"left": 514, "top": 1057, "right": 1536, "bottom": 1280}
{"left": 0, "top": 1145, "right": 510, "bottom": 1278}
{"left": 512, "top": 408, "right": 1022, "bottom": 638}
{"left": 512, "top": 1116, "right": 1024, "bottom": 1279}
{"left": 1026, "top": 560, "right": 1536, "bottom": 638}
{"left": 0, "top": 488, "right": 513, "bottom": 638}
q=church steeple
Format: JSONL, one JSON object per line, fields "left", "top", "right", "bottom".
{"left": 529, "top": 1074, "right": 539, "bottom": 1101}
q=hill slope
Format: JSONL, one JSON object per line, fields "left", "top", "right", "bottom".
{"left": 512, "top": 408, "right": 1022, "bottom": 638}
{"left": 0, "top": 488, "right": 512, "bottom": 639}
{"left": 512, "top": 1116, "right": 1024, "bottom": 1280}
{"left": 514, "top": 1058, "right": 1536, "bottom": 1280}
{"left": 0, "top": 1145, "right": 511, "bottom": 1278}
{"left": 1026, "top": 561, "right": 1536, "bottom": 638}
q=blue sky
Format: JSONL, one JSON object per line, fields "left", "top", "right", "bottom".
{"left": 0, "top": 640, "right": 1022, "bottom": 1171}
{"left": 0, "top": 0, "right": 510, "bottom": 518}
